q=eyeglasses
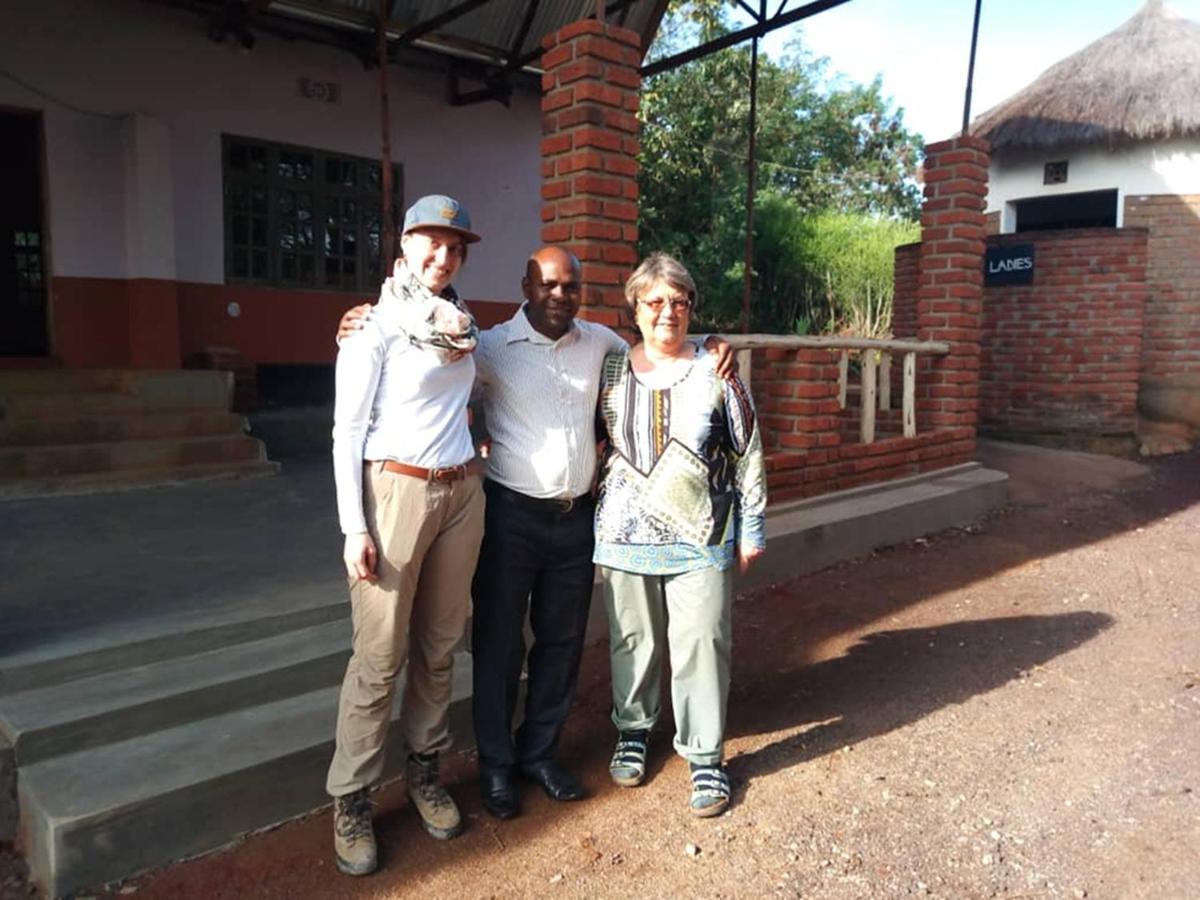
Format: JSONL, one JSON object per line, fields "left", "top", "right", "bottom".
{"left": 638, "top": 296, "right": 692, "bottom": 315}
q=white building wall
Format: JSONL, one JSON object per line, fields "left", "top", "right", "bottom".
{"left": 0, "top": 0, "right": 541, "bottom": 300}
{"left": 985, "top": 139, "right": 1200, "bottom": 232}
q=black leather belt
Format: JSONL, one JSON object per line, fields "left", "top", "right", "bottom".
{"left": 487, "top": 480, "right": 592, "bottom": 515}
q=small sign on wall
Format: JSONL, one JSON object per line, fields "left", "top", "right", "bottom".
{"left": 984, "top": 244, "right": 1035, "bottom": 286}
{"left": 298, "top": 78, "right": 341, "bottom": 104}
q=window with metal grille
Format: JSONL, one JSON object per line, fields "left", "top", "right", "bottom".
{"left": 222, "top": 134, "right": 402, "bottom": 292}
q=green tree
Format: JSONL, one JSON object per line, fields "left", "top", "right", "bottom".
{"left": 637, "top": 0, "right": 923, "bottom": 332}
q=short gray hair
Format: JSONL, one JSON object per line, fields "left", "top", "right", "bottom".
{"left": 623, "top": 253, "right": 699, "bottom": 313}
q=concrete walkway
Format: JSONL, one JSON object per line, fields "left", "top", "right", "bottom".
{"left": 0, "top": 458, "right": 341, "bottom": 660}
{"left": 0, "top": 447, "right": 1015, "bottom": 664}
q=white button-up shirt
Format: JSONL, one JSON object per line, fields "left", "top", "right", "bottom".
{"left": 331, "top": 291, "right": 476, "bottom": 534}
{"left": 474, "top": 305, "right": 627, "bottom": 500}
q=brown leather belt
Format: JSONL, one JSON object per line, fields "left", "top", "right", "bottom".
{"left": 374, "top": 459, "right": 482, "bottom": 483}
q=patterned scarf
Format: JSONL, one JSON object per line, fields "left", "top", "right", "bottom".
{"left": 381, "top": 261, "right": 479, "bottom": 364}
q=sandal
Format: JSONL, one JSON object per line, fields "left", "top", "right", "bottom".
{"left": 688, "top": 764, "right": 730, "bottom": 817}
{"left": 609, "top": 730, "right": 650, "bottom": 787}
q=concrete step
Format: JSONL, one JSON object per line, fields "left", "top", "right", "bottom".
{"left": 0, "top": 369, "right": 232, "bottom": 400}
{"left": 0, "top": 371, "right": 234, "bottom": 422}
{"left": 0, "top": 598, "right": 347, "bottom": 696}
{"left": 19, "top": 657, "right": 474, "bottom": 897}
{"left": 0, "top": 433, "right": 267, "bottom": 479}
{"left": 0, "top": 369, "right": 135, "bottom": 395}
{"left": 0, "top": 411, "right": 245, "bottom": 447}
{"left": 743, "top": 462, "right": 1009, "bottom": 593}
{"left": 0, "top": 620, "right": 352, "bottom": 765}
{"left": 0, "top": 457, "right": 280, "bottom": 501}
{"left": 1, "top": 389, "right": 232, "bottom": 421}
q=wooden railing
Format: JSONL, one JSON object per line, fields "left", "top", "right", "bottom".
{"left": 724, "top": 335, "right": 951, "bottom": 444}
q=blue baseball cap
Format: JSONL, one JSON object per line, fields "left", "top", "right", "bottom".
{"left": 402, "top": 194, "right": 481, "bottom": 244}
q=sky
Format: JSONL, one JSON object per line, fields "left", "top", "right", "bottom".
{"left": 727, "top": 0, "right": 1200, "bottom": 143}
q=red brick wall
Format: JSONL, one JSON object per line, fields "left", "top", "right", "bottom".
{"left": 540, "top": 19, "right": 641, "bottom": 336}
{"left": 750, "top": 345, "right": 975, "bottom": 501}
{"left": 892, "top": 242, "right": 920, "bottom": 339}
{"left": 980, "top": 229, "right": 1147, "bottom": 437}
{"left": 1122, "top": 194, "right": 1200, "bottom": 381}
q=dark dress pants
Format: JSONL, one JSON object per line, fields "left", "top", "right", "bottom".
{"left": 471, "top": 480, "right": 596, "bottom": 775}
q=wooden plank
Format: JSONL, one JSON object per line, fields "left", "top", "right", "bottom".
{"left": 723, "top": 334, "right": 950, "bottom": 355}
{"left": 860, "top": 352, "right": 877, "bottom": 444}
{"left": 878, "top": 352, "right": 891, "bottom": 411}
{"left": 837, "top": 351, "right": 849, "bottom": 410}
{"left": 903, "top": 352, "right": 916, "bottom": 438}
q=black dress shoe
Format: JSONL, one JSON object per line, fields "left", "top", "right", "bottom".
{"left": 480, "top": 770, "right": 519, "bottom": 820}
{"left": 519, "top": 761, "right": 585, "bottom": 801}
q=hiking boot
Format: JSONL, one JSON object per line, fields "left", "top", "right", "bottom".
{"left": 333, "top": 787, "right": 377, "bottom": 876}
{"left": 406, "top": 752, "right": 464, "bottom": 840}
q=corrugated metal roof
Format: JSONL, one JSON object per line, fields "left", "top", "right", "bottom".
{"left": 198, "top": 0, "right": 666, "bottom": 73}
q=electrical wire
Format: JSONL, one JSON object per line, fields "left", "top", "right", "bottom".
{"left": 0, "top": 66, "right": 127, "bottom": 120}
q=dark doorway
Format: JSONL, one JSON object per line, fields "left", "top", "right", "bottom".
{"left": 0, "top": 112, "right": 49, "bottom": 356}
{"left": 1014, "top": 189, "right": 1118, "bottom": 232}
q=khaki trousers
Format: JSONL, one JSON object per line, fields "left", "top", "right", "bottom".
{"left": 600, "top": 565, "right": 733, "bottom": 766}
{"left": 326, "top": 462, "right": 485, "bottom": 797}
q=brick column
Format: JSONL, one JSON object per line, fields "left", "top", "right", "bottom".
{"left": 916, "top": 135, "right": 990, "bottom": 454}
{"left": 540, "top": 19, "right": 642, "bottom": 332}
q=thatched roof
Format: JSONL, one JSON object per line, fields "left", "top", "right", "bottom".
{"left": 971, "top": 1, "right": 1200, "bottom": 150}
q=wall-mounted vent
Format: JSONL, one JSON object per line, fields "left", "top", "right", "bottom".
{"left": 1043, "top": 160, "right": 1068, "bottom": 185}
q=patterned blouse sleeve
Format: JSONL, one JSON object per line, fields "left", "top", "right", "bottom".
{"left": 722, "top": 373, "right": 767, "bottom": 551}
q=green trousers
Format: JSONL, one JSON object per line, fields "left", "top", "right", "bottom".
{"left": 600, "top": 565, "right": 733, "bottom": 766}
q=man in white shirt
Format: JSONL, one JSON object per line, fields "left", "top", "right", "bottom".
{"left": 470, "top": 246, "right": 625, "bottom": 818}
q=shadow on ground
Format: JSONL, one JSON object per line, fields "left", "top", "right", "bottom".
{"left": 727, "top": 612, "right": 1112, "bottom": 782}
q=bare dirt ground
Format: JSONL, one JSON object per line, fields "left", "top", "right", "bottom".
{"left": 3, "top": 442, "right": 1198, "bottom": 899}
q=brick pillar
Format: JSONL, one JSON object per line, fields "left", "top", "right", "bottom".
{"left": 916, "top": 136, "right": 990, "bottom": 455}
{"left": 540, "top": 19, "right": 642, "bottom": 333}
{"left": 891, "top": 242, "right": 920, "bottom": 339}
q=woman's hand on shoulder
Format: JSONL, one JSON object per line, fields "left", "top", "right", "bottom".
{"left": 737, "top": 544, "right": 764, "bottom": 574}
{"left": 343, "top": 532, "right": 379, "bottom": 582}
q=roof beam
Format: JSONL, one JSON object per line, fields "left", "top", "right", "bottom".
{"left": 395, "top": 0, "right": 495, "bottom": 46}
{"left": 734, "top": 0, "right": 759, "bottom": 20}
{"left": 640, "top": 0, "right": 855, "bottom": 77}
{"left": 504, "top": 0, "right": 542, "bottom": 72}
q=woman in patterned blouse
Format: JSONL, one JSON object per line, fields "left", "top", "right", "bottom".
{"left": 594, "top": 253, "right": 767, "bottom": 817}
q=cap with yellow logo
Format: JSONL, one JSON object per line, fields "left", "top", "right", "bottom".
{"left": 401, "top": 194, "right": 481, "bottom": 243}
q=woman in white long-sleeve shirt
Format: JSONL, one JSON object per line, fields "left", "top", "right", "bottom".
{"left": 326, "top": 195, "right": 485, "bottom": 878}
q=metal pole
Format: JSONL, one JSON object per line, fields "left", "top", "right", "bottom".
{"left": 378, "top": 0, "right": 395, "bottom": 266}
{"left": 961, "top": 0, "right": 983, "bottom": 135}
{"left": 741, "top": 33, "right": 759, "bottom": 333}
